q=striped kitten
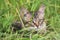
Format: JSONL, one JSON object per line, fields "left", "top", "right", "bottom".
{"left": 12, "top": 4, "right": 47, "bottom": 33}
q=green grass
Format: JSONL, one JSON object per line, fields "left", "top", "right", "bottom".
{"left": 0, "top": 0, "right": 60, "bottom": 40}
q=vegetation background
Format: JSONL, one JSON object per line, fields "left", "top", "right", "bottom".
{"left": 0, "top": 0, "right": 60, "bottom": 40}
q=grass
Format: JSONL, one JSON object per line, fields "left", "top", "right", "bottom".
{"left": 0, "top": 0, "right": 60, "bottom": 40}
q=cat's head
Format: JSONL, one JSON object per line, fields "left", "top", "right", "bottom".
{"left": 20, "top": 4, "right": 46, "bottom": 24}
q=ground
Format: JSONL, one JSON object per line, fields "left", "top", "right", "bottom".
{"left": 0, "top": 0, "right": 60, "bottom": 40}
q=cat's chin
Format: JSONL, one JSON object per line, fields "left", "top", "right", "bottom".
{"left": 27, "top": 23, "right": 46, "bottom": 33}
{"left": 27, "top": 27, "right": 37, "bottom": 31}
{"left": 27, "top": 26, "right": 45, "bottom": 31}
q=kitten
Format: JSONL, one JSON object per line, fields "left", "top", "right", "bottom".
{"left": 12, "top": 4, "right": 47, "bottom": 33}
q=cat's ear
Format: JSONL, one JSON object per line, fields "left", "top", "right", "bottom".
{"left": 37, "top": 4, "right": 46, "bottom": 19}
{"left": 20, "top": 7, "right": 32, "bottom": 22}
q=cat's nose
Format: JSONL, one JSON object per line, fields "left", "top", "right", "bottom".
{"left": 33, "top": 20, "right": 39, "bottom": 27}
